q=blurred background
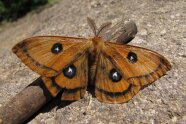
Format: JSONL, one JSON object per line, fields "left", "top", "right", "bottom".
{"left": 0, "top": 0, "right": 52, "bottom": 22}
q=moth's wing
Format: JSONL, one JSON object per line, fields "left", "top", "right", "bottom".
{"left": 42, "top": 52, "right": 89, "bottom": 100}
{"left": 95, "top": 42, "right": 171, "bottom": 103}
{"left": 42, "top": 76, "right": 61, "bottom": 97}
{"left": 12, "top": 36, "right": 90, "bottom": 77}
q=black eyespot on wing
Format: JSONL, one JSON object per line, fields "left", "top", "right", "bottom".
{"left": 51, "top": 43, "right": 63, "bottom": 54}
{"left": 109, "top": 68, "right": 122, "bottom": 82}
{"left": 127, "top": 52, "right": 137, "bottom": 63}
{"left": 63, "top": 64, "right": 76, "bottom": 79}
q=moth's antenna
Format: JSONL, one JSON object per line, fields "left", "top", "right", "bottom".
{"left": 87, "top": 17, "right": 97, "bottom": 36}
{"left": 97, "top": 22, "right": 112, "bottom": 37}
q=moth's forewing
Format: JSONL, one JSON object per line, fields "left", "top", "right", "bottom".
{"left": 12, "top": 36, "right": 89, "bottom": 77}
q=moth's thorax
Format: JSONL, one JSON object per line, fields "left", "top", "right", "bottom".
{"left": 88, "top": 36, "right": 105, "bottom": 59}
{"left": 92, "top": 36, "right": 105, "bottom": 50}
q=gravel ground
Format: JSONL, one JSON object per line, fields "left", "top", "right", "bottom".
{"left": 0, "top": 0, "right": 185, "bottom": 123}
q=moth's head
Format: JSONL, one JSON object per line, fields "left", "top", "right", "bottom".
{"left": 91, "top": 36, "right": 104, "bottom": 47}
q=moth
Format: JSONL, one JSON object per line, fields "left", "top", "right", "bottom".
{"left": 12, "top": 18, "right": 171, "bottom": 104}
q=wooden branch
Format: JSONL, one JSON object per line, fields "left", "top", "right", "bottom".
{"left": 116, "top": 21, "right": 137, "bottom": 44}
{"left": 0, "top": 77, "right": 53, "bottom": 124}
{"left": 0, "top": 21, "right": 138, "bottom": 124}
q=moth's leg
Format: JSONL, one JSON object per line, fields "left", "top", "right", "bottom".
{"left": 116, "top": 21, "right": 137, "bottom": 44}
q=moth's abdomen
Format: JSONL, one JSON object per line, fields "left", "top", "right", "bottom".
{"left": 88, "top": 48, "right": 99, "bottom": 86}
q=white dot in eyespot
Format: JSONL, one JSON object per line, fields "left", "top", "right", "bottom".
{"left": 127, "top": 52, "right": 137, "bottom": 63}
{"left": 63, "top": 64, "right": 76, "bottom": 79}
{"left": 130, "top": 56, "right": 134, "bottom": 60}
{"left": 51, "top": 43, "right": 63, "bottom": 54}
{"left": 109, "top": 68, "right": 122, "bottom": 82}
{"left": 68, "top": 67, "right": 73, "bottom": 74}
{"left": 113, "top": 72, "right": 118, "bottom": 78}
{"left": 55, "top": 47, "right": 60, "bottom": 52}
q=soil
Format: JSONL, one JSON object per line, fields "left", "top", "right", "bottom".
{"left": 0, "top": 0, "right": 185, "bottom": 123}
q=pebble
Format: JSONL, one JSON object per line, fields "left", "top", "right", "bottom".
{"left": 160, "top": 29, "right": 167, "bottom": 34}
{"left": 134, "top": 37, "right": 146, "bottom": 44}
{"left": 171, "top": 116, "right": 177, "bottom": 122}
{"left": 170, "top": 15, "right": 175, "bottom": 19}
{"left": 0, "top": 119, "right": 2, "bottom": 123}
{"left": 140, "top": 29, "right": 148, "bottom": 36}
